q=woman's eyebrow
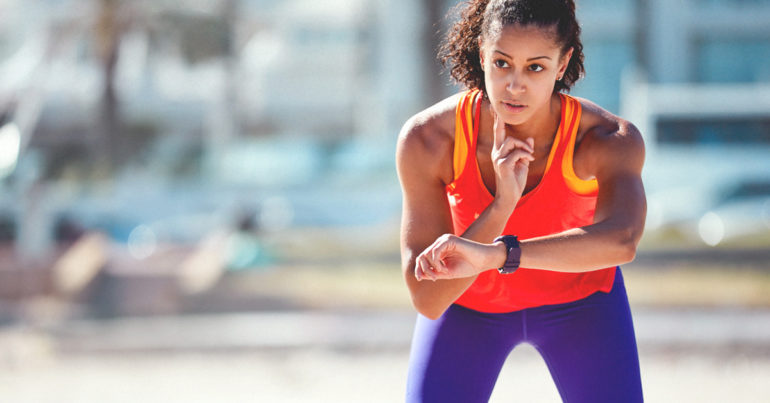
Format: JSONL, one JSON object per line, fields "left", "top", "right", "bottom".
{"left": 493, "top": 50, "right": 551, "bottom": 61}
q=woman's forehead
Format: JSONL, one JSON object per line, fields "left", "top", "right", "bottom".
{"left": 483, "top": 24, "right": 561, "bottom": 53}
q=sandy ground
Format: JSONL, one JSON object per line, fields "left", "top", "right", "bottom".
{"left": 1, "top": 242, "right": 768, "bottom": 402}
{"left": 0, "top": 307, "right": 768, "bottom": 402}
{"left": 0, "top": 346, "right": 768, "bottom": 402}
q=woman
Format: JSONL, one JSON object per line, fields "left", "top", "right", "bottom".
{"left": 395, "top": 0, "right": 646, "bottom": 402}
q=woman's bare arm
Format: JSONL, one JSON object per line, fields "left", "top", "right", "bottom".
{"left": 418, "top": 119, "right": 647, "bottom": 278}
{"left": 516, "top": 120, "right": 646, "bottom": 271}
{"left": 397, "top": 106, "right": 534, "bottom": 319}
{"left": 397, "top": 113, "right": 478, "bottom": 320}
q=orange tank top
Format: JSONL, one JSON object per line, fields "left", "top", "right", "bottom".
{"left": 447, "top": 89, "right": 616, "bottom": 313}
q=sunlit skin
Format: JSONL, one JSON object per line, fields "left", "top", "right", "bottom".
{"left": 482, "top": 24, "right": 573, "bottom": 129}
{"left": 396, "top": 23, "right": 646, "bottom": 319}
{"left": 474, "top": 24, "right": 573, "bottom": 207}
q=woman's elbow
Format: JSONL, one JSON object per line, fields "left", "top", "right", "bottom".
{"left": 619, "top": 241, "right": 637, "bottom": 265}
{"left": 407, "top": 281, "right": 448, "bottom": 320}
{"left": 402, "top": 257, "right": 448, "bottom": 320}
{"left": 413, "top": 301, "right": 445, "bottom": 321}
{"left": 616, "top": 225, "right": 642, "bottom": 264}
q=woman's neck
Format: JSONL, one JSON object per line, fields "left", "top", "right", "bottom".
{"left": 480, "top": 93, "right": 562, "bottom": 150}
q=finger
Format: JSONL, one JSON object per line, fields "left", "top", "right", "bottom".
{"left": 494, "top": 139, "right": 535, "bottom": 167}
{"left": 430, "top": 243, "right": 449, "bottom": 274}
{"left": 415, "top": 254, "right": 431, "bottom": 281}
{"left": 497, "top": 144, "right": 535, "bottom": 164}
{"left": 423, "top": 249, "right": 444, "bottom": 279}
{"left": 494, "top": 137, "right": 518, "bottom": 161}
{"left": 418, "top": 254, "right": 437, "bottom": 281}
{"left": 492, "top": 107, "right": 506, "bottom": 149}
{"left": 414, "top": 256, "right": 423, "bottom": 281}
{"left": 497, "top": 136, "right": 535, "bottom": 156}
{"left": 512, "top": 137, "right": 535, "bottom": 154}
{"left": 500, "top": 149, "right": 536, "bottom": 166}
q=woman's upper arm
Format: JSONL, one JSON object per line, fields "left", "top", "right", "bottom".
{"left": 590, "top": 120, "right": 647, "bottom": 242}
{"left": 395, "top": 117, "right": 455, "bottom": 282}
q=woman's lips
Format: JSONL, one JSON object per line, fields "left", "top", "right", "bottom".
{"left": 502, "top": 101, "right": 527, "bottom": 113}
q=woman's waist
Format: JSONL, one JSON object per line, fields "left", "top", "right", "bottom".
{"left": 455, "top": 267, "right": 617, "bottom": 313}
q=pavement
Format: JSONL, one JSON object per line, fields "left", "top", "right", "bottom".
{"left": 1, "top": 307, "right": 769, "bottom": 402}
{"left": 23, "top": 307, "right": 770, "bottom": 354}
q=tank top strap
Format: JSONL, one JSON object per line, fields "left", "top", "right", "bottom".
{"left": 555, "top": 93, "right": 599, "bottom": 195}
{"left": 547, "top": 93, "right": 579, "bottom": 167}
{"left": 451, "top": 89, "right": 482, "bottom": 185}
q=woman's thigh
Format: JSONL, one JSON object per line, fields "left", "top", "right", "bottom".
{"left": 406, "top": 304, "right": 523, "bottom": 403}
{"left": 526, "top": 270, "right": 643, "bottom": 403}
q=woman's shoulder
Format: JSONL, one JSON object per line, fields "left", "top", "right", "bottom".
{"left": 398, "top": 93, "right": 462, "bottom": 148}
{"left": 396, "top": 93, "right": 464, "bottom": 184}
{"left": 573, "top": 96, "right": 644, "bottom": 152}
{"left": 571, "top": 96, "right": 645, "bottom": 177}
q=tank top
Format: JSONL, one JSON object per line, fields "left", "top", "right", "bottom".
{"left": 447, "top": 89, "right": 616, "bottom": 313}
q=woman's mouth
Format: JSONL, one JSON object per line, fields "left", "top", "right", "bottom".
{"left": 502, "top": 101, "right": 527, "bottom": 113}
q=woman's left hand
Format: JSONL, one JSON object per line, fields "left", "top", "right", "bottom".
{"left": 414, "top": 234, "right": 502, "bottom": 281}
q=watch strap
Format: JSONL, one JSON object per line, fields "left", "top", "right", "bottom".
{"left": 493, "top": 235, "right": 521, "bottom": 274}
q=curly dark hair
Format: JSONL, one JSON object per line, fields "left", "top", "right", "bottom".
{"left": 438, "top": 0, "right": 585, "bottom": 93}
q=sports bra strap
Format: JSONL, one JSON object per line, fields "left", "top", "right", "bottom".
{"left": 452, "top": 90, "right": 482, "bottom": 185}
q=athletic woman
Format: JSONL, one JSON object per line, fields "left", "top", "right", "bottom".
{"left": 396, "top": 0, "right": 646, "bottom": 402}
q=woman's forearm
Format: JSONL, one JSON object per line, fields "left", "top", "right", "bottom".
{"left": 460, "top": 200, "right": 515, "bottom": 242}
{"left": 420, "top": 220, "right": 644, "bottom": 286}
{"left": 502, "top": 222, "right": 641, "bottom": 272}
{"left": 408, "top": 200, "right": 516, "bottom": 319}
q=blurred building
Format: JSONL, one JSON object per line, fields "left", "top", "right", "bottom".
{"left": 0, "top": 0, "right": 424, "bottom": 273}
{"left": 570, "top": 0, "right": 770, "bottom": 245}
{"left": 1, "top": 0, "right": 769, "bottom": 258}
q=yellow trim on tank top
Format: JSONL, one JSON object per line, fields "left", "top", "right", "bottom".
{"left": 561, "top": 95, "right": 598, "bottom": 195}
{"left": 451, "top": 90, "right": 477, "bottom": 185}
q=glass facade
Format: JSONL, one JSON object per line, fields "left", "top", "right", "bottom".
{"left": 697, "top": 38, "right": 770, "bottom": 83}
{"left": 572, "top": 40, "right": 634, "bottom": 114}
{"left": 658, "top": 118, "right": 770, "bottom": 144}
{"left": 695, "top": 0, "right": 770, "bottom": 6}
{"left": 440, "top": 0, "right": 770, "bottom": 144}
{"left": 578, "top": 0, "right": 633, "bottom": 13}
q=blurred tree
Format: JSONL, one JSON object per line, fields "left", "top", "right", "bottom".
{"left": 634, "top": 0, "right": 650, "bottom": 77}
{"left": 423, "top": 0, "right": 446, "bottom": 103}
{"left": 93, "top": 0, "right": 127, "bottom": 175}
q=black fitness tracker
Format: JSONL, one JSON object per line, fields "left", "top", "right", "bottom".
{"left": 493, "top": 235, "right": 521, "bottom": 274}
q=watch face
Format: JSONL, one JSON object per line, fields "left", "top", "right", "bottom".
{"left": 494, "top": 235, "right": 519, "bottom": 274}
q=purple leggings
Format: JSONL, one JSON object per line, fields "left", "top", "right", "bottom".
{"left": 406, "top": 269, "right": 642, "bottom": 403}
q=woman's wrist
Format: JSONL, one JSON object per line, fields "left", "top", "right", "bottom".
{"left": 484, "top": 241, "right": 508, "bottom": 271}
{"left": 489, "top": 196, "right": 518, "bottom": 217}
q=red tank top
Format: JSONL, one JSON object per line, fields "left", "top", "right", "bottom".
{"left": 447, "top": 89, "right": 616, "bottom": 313}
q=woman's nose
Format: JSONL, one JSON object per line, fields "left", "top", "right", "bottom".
{"left": 506, "top": 72, "right": 526, "bottom": 94}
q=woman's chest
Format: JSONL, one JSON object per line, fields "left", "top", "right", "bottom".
{"left": 475, "top": 143, "right": 552, "bottom": 196}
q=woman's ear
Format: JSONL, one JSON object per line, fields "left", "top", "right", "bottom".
{"left": 558, "top": 47, "right": 574, "bottom": 78}
{"left": 478, "top": 38, "right": 485, "bottom": 70}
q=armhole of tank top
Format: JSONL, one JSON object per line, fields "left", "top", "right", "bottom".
{"left": 450, "top": 91, "right": 476, "bottom": 188}
{"left": 561, "top": 95, "right": 599, "bottom": 195}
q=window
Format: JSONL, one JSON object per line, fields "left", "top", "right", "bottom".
{"left": 697, "top": 38, "right": 770, "bottom": 83}
{"left": 657, "top": 118, "right": 770, "bottom": 144}
{"left": 572, "top": 40, "right": 634, "bottom": 114}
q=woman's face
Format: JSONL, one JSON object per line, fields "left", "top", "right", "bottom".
{"left": 480, "top": 24, "right": 572, "bottom": 125}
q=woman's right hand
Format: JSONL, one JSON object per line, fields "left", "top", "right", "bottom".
{"left": 414, "top": 234, "right": 505, "bottom": 281}
{"left": 490, "top": 109, "right": 535, "bottom": 207}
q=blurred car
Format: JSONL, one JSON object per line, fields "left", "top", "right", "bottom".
{"left": 696, "top": 180, "right": 770, "bottom": 246}
{"left": 647, "top": 178, "right": 770, "bottom": 246}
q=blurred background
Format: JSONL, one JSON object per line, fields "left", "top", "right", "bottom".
{"left": 0, "top": 0, "right": 768, "bottom": 401}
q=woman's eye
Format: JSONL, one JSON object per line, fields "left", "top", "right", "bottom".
{"left": 529, "top": 64, "right": 544, "bottom": 72}
{"left": 494, "top": 59, "right": 509, "bottom": 68}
